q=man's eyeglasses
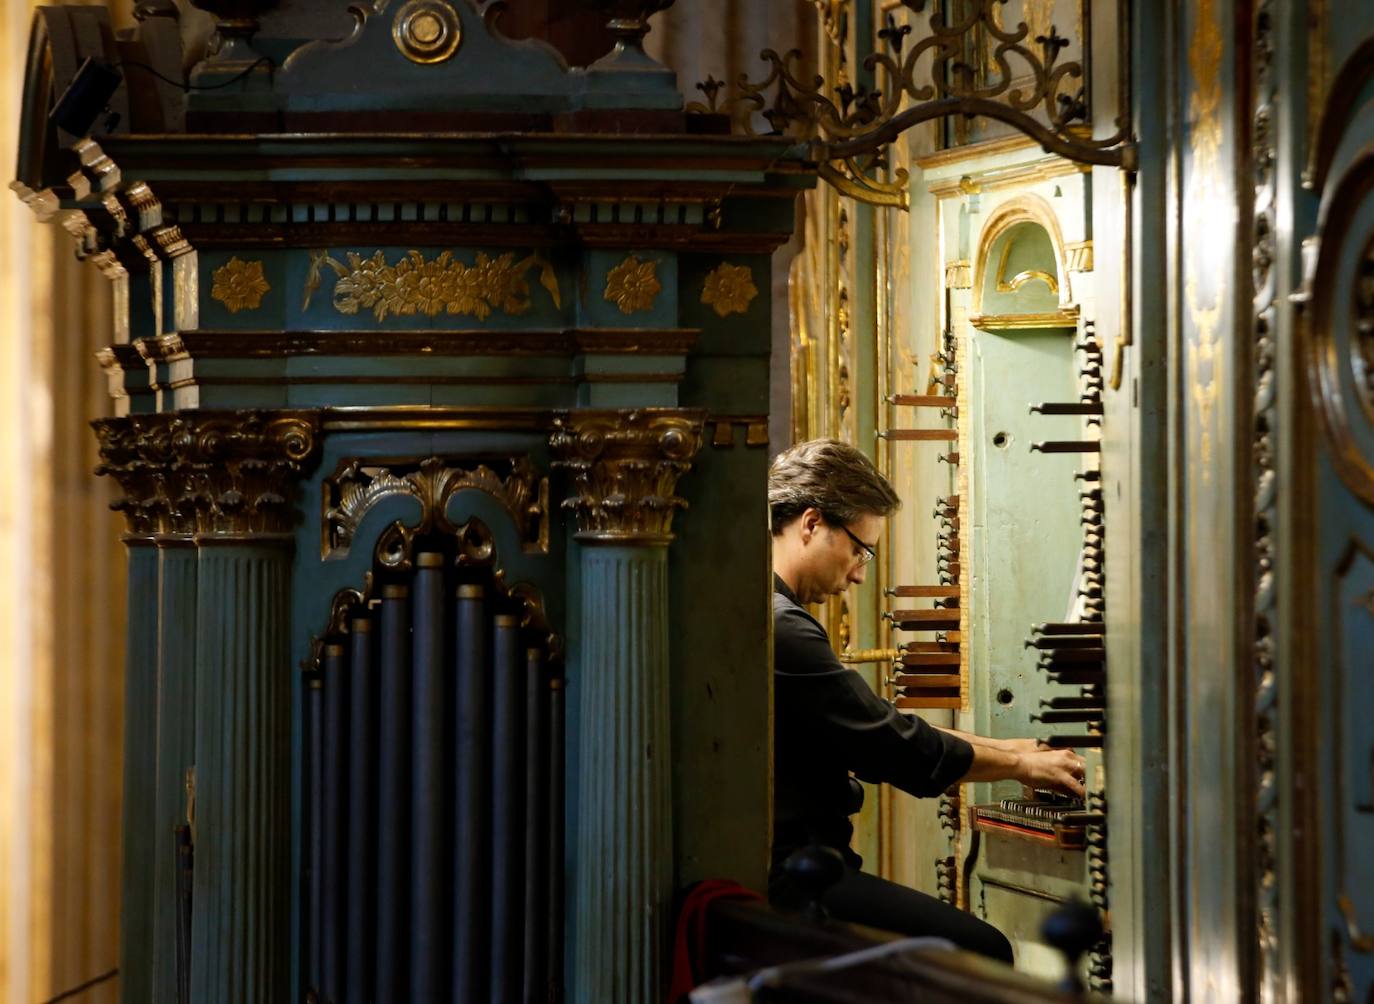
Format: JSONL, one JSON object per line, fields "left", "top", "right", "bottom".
{"left": 833, "top": 521, "right": 877, "bottom": 565}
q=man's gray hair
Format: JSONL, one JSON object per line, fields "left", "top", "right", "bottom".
{"left": 767, "top": 438, "right": 901, "bottom": 534}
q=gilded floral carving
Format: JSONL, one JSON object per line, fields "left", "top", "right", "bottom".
{"left": 321, "top": 455, "right": 549, "bottom": 559}
{"left": 603, "top": 255, "right": 662, "bottom": 315}
{"left": 701, "top": 262, "right": 758, "bottom": 318}
{"left": 549, "top": 409, "right": 704, "bottom": 543}
{"left": 210, "top": 257, "right": 271, "bottom": 313}
{"left": 302, "top": 249, "right": 561, "bottom": 321}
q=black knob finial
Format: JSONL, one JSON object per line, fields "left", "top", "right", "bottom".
{"left": 781, "top": 845, "right": 846, "bottom": 922}
{"left": 1041, "top": 898, "right": 1103, "bottom": 994}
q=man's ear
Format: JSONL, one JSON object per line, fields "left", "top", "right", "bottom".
{"left": 800, "top": 507, "right": 823, "bottom": 540}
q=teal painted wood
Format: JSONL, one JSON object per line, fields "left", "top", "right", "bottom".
{"left": 119, "top": 539, "right": 159, "bottom": 1004}
{"left": 190, "top": 542, "right": 293, "bottom": 1003}
{"left": 1099, "top": 1, "right": 1176, "bottom": 997}
{"left": 666, "top": 443, "right": 771, "bottom": 892}
{"left": 150, "top": 540, "right": 198, "bottom": 1002}
{"left": 571, "top": 545, "right": 672, "bottom": 1004}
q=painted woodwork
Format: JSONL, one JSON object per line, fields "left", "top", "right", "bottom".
{"left": 15, "top": 4, "right": 803, "bottom": 1001}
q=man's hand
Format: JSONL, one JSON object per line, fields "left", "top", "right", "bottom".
{"left": 1002, "top": 737, "right": 1046, "bottom": 757}
{"left": 1014, "top": 747, "right": 1086, "bottom": 798}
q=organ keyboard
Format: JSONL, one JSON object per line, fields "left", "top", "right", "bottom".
{"left": 967, "top": 791, "right": 1103, "bottom": 850}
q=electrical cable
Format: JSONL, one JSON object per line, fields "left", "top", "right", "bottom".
{"left": 116, "top": 55, "right": 273, "bottom": 92}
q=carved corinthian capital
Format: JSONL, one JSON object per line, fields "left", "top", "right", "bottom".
{"left": 549, "top": 409, "right": 704, "bottom": 544}
{"left": 93, "top": 410, "right": 321, "bottom": 538}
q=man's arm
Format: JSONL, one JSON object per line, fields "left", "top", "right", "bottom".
{"left": 934, "top": 725, "right": 1022, "bottom": 753}
{"left": 958, "top": 743, "right": 1086, "bottom": 798}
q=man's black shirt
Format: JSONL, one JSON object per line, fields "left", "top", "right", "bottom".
{"left": 772, "top": 575, "right": 974, "bottom": 867}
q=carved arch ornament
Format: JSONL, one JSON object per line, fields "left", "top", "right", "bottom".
{"left": 1295, "top": 85, "right": 1374, "bottom": 508}
{"left": 691, "top": 0, "right": 1135, "bottom": 208}
{"left": 969, "top": 193, "right": 1074, "bottom": 314}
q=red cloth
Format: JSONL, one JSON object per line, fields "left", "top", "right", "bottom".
{"left": 668, "top": 879, "right": 764, "bottom": 1003}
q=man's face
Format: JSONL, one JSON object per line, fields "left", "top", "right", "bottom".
{"left": 809, "top": 511, "right": 883, "bottom": 600}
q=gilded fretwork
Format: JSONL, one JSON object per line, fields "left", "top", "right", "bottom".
{"left": 698, "top": 0, "right": 1134, "bottom": 207}
{"left": 321, "top": 455, "right": 549, "bottom": 559}
{"left": 548, "top": 409, "right": 704, "bottom": 544}
{"left": 93, "top": 411, "right": 321, "bottom": 538}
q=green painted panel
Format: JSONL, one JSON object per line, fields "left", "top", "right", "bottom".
{"left": 678, "top": 357, "right": 769, "bottom": 414}
{"left": 678, "top": 254, "right": 771, "bottom": 355}
{"left": 965, "top": 322, "right": 1087, "bottom": 980}
{"left": 669, "top": 441, "right": 772, "bottom": 890}
{"left": 967, "top": 326, "right": 1082, "bottom": 744}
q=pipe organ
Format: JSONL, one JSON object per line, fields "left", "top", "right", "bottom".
{"left": 302, "top": 522, "right": 565, "bottom": 1003}
{"left": 14, "top": 5, "right": 802, "bottom": 1003}
{"left": 17, "top": 0, "right": 1374, "bottom": 1000}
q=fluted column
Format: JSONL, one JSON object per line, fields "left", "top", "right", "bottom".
{"left": 120, "top": 534, "right": 159, "bottom": 1004}
{"left": 189, "top": 538, "right": 293, "bottom": 1004}
{"left": 550, "top": 408, "right": 702, "bottom": 1004}
{"left": 96, "top": 411, "right": 319, "bottom": 1004}
{"left": 94, "top": 420, "right": 164, "bottom": 1004}
{"left": 151, "top": 537, "right": 197, "bottom": 1003}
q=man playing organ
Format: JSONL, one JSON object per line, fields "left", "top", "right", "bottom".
{"left": 767, "top": 438, "right": 1086, "bottom": 963}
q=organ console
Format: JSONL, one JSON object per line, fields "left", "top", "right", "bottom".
{"left": 876, "top": 153, "right": 1114, "bottom": 989}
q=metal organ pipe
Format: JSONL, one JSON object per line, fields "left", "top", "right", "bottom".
{"left": 303, "top": 551, "right": 563, "bottom": 1003}
{"left": 453, "top": 583, "right": 490, "bottom": 1000}
{"left": 523, "top": 646, "right": 550, "bottom": 1003}
{"left": 320, "top": 642, "right": 348, "bottom": 1002}
{"left": 410, "top": 553, "right": 446, "bottom": 1001}
{"left": 490, "top": 612, "right": 525, "bottom": 1001}
{"left": 305, "top": 673, "right": 323, "bottom": 995}
{"left": 375, "top": 583, "right": 412, "bottom": 1002}
{"left": 346, "top": 615, "right": 375, "bottom": 998}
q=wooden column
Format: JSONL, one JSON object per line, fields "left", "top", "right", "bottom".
{"left": 96, "top": 411, "right": 320, "bottom": 1003}
{"left": 550, "top": 408, "right": 702, "bottom": 1003}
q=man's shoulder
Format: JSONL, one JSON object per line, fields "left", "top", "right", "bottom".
{"left": 772, "top": 587, "right": 813, "bottom": 625}
{"left": 772, "top": 589, "right": 833, "bottom": 662}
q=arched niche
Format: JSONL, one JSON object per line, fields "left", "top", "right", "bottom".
{"left": 970, "top": 194, "right": 1075, "bottom": 323}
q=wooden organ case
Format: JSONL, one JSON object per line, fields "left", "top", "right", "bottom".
{"left": 14, "top": 4, "right": 805, "bottom": 1002}
{"left": 880, "top": 158, "right": 1112, "bottom": 988}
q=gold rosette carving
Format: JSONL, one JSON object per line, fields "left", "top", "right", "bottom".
{"left": 701, "top": 262, "right": 759, "bottom": 317}
{"left": 93, "top": 411, "right": 321, "bottom": 538}
{"left": 210, "top": 257, "right": 271, "bottom": 313}
{"left": 548, "top": 409, "right": 704, "bottom": 544}
{"left": 603, "top": 255, "right": 662, "bottom": 315}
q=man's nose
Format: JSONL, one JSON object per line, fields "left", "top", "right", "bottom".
{"left": 849, "top": 563, "right": 867, "bottom": 585}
